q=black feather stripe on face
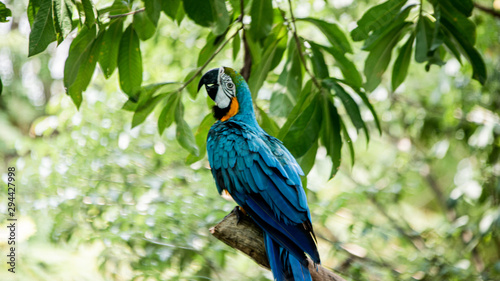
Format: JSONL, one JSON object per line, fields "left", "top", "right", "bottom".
{"left": 212, "top": 99, "right": 232, "bottom": 120}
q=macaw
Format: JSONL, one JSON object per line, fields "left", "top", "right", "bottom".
{"left": 198, "top": 66, "right": 320, "bottom": 281}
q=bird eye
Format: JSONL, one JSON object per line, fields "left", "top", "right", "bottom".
{"left": 227, "top": 82, "right": 234, "bottom": 89}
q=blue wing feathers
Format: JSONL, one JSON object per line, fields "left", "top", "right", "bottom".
{"left": 207, "top": 120, "right": 320, "bottom": 279}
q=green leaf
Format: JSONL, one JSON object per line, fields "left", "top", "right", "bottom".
{"left": 297, "top": 141, "right": 318, "bottom": 176}
{"left": 249, "top": 0, "right": 273, "bottom": 40}
{"left": 351, "top": 0, "right": 407, "bottom": 41}
{"left": 0, "top": 77, "right": 3, "bottom": 95}
{"left": 175, "top": 1, "right": 185, "bottom": 24}
{"left": 281, "top": 94, "right": 323, "bottom": 158}
{"left": 137, "top": 82, "right": 176, "bottom": 109}
{"left": 442, "top": 30, "right": 462, "bottom": 63}
{"left": 299, "top": 18, "right": 352, "bottom": 54}
{"left": 281, "top": 39, "right": 303, "bottom": 100}
{"left": 122, "top": 99, "right": 138, "bottom": 111}
{"left": 450, "top": 0, "right": 473, "bottom": 17}
{"left": 278, "top": 79, "right": 314, "bottom": 140}
{"left": 256, "top": 106, "right": 279, "bottom": 136}
{"left": 392, "top": 33, "right": 414, "bottom": 91}
{"left": 272, "top": 40, "right": 301, "bottom": 107}
{"left": 422, "top": 16, "right": 445, "bottom": 69}
{"left": 339, "top": 118, "right": 354, "bottom": 167}
{"left": 132, "top": 92, "right": 168, "bottom": 128}
{"left": 270, "top": 38, "right": 302, "bottom": 102}
{"left": 27, "top": 0, "right": 41, "bottom": 27}
{"left": 248, "top": 23, "right": 287, "bottom": 99}
{"left": 432, "top": 0, "right": 476, "bottom": 45}
{"left": 228, "top": 0, "right": 241, "bottom": 20}
{"left": 162, "top": 0, "right": 180, "bottom": 20}
{"left": 63, "top": 24, "right": 96, "bottom": 92}
{"left": 184, "top": 70, "right": 201, "bottom": 99}
{"left": 212, "top": 0, "right": 229, "bottom": 36}
{"left": 430, "top": 6, "right": 443, "bottom": 52}
{"left": 232, "top": 30, "right": 241, "bottom": 61}
{"left": 440, "top": 17, "right": 487, "bottom": 85}
{"left": 320, "top": 45, "right": 362, "bottom": 88}
{"left": 415, "top": 16, "right": 430, "bottom": 63}
{"left": 324, "top": 79, "right": 369, "bottom": 142}
{"left": 158, "top": 94, "right": 180, "bottom": 135}
{"left": 245, "top": 32, "right": 262, "bottom": 65}
{"left": 65, "top": 26, "right": 102, "bottom": 108}
{"left": 133, "top": 10, "right": 156, "bottom": 41}
{"left": 0, "top": 2, "right": 12, "bottom": 22}
{"left": 266, "top": 26, "right": 288, "bottom": 71}
{"left": 183, "top": 0, "right": 214, "bottom": 27}
{"left": 124, "top": 82, "right": 178, "bottom": 113}
{"left": 362, "top": 4, "right": 415, "bottom": 51}
{"left": 52, "top": 0, "right": 73, "bottom": 43}
{"left": 364, "top": 22, "right": 409, "bottom": 91}
{"left": 106, "top": 0, "right": 129, "bottom": 16}
{"left": 270, "top": 92, "right": 294, "bottom": 117}
{"left": 320, "top": 94, "right": 342, "bottom": 178}
{"left": 98, "top": 19, "right": 123, "bottom": 79}
{"left": 145, "top": 0, "right": 161, "bottom": 25}
{"left": 197, "top": 32, "right": 225, "bottom": 67}
{"left": 175, "top": 102, "right": 199, "bottom": 156}
{"left": 82, "top": 0, "right": 95, "bottom": 28}
{"left": 309, "top": 42, "right": 329, "bottom": 79}
{"left": 28, "top": 0, "right": 56, "bottom": 57}
{"left": 118, "top": 25, "right": 143, "bottom": 97}
{"left": 351, "top": 87, "right": 381, "bottom": 135}
{"left": 186, "top": 113, "right": 215, "bottom": 164}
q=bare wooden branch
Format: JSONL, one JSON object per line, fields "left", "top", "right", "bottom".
{"left": 210, "top": 209, "right": 347, "bottom": 281}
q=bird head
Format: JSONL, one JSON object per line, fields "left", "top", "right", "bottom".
{"left": 198, "top": 66, "right": 240, "bottom": 121}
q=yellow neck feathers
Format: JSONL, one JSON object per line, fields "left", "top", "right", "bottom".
{"left": 221, "top": 97, "right": 239, "bottom": 121}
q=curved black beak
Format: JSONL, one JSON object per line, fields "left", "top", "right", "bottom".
{"left": 197, "top": 68, "right": 219, "bottom": 101}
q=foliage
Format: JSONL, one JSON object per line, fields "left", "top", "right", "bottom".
{"left": 0, "top": 0, "right": 11, "bottom": 95}
{"left": 24, "top": 0, "right": 487, "bottom": 180}
{"left": 0, "top": 1, "right": 10, "bottom": 23}
{"left": 0, "top": 0, "right": 499, "bottom": 280}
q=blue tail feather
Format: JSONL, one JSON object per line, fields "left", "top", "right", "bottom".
{"left": 264, "top": 233, "right": 312, "bottom": 281}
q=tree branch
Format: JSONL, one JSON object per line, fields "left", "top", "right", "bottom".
{"left": 210, "top": 209, "right": 347, "bottom": 281}
{"left": 239, "top": 0, "right": 252, "bottom": 81}
{"left": 474, "top": 3, "right": 500, "bottom": 19}
{"left": 108, "top": 8, "right": 145, "bottom": 19}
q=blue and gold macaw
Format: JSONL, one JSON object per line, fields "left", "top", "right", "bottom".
{"left": 198, "top": 66, "right": 320, "bottom": 281}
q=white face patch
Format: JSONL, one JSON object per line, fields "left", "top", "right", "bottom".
{"left": 215, "top": 67, "right": 236, "bottom": 109}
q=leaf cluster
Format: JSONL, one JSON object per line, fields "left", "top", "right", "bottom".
{"left": 23, "top": 0, "right": 487, "bottom": 180}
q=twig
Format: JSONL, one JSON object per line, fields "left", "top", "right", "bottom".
{"left": 239, "top": 0, "right": 245, "bottom": 22}
{"left": 210, "top": 209, "right": 347, "bottom": 281}
{"left": 286, "top": 0, "right": 322, "bottom": 90}
{"left": 341, "top": 171, "right": 428, "bottom": 251}
{"left": 367, "top": 196, "right": 426, "bottom": 251}
{"left": 315, "top": 231, "right": 399, "bottom": 275}
{"left": 474, "top": 3, "right": 500, "bottom": 19}
{"left": 108, "top": 8, "right": 145, "bottom": 19}
{"left": 178, "top": 25, "right": 245, "bottom": 93}
{"left": 424, "top": 173, "right": 456, "bottom": 221}
{"left": 239, "top": 0, "right": 252, "bottom": 81}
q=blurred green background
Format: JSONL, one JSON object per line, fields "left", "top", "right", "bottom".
{"left": 0, "top": 0, "right": 499, "bottom": 280}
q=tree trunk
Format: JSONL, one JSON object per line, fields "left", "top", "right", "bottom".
{"left": 210, "top": 209, "right": 347, "bottom": 281}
